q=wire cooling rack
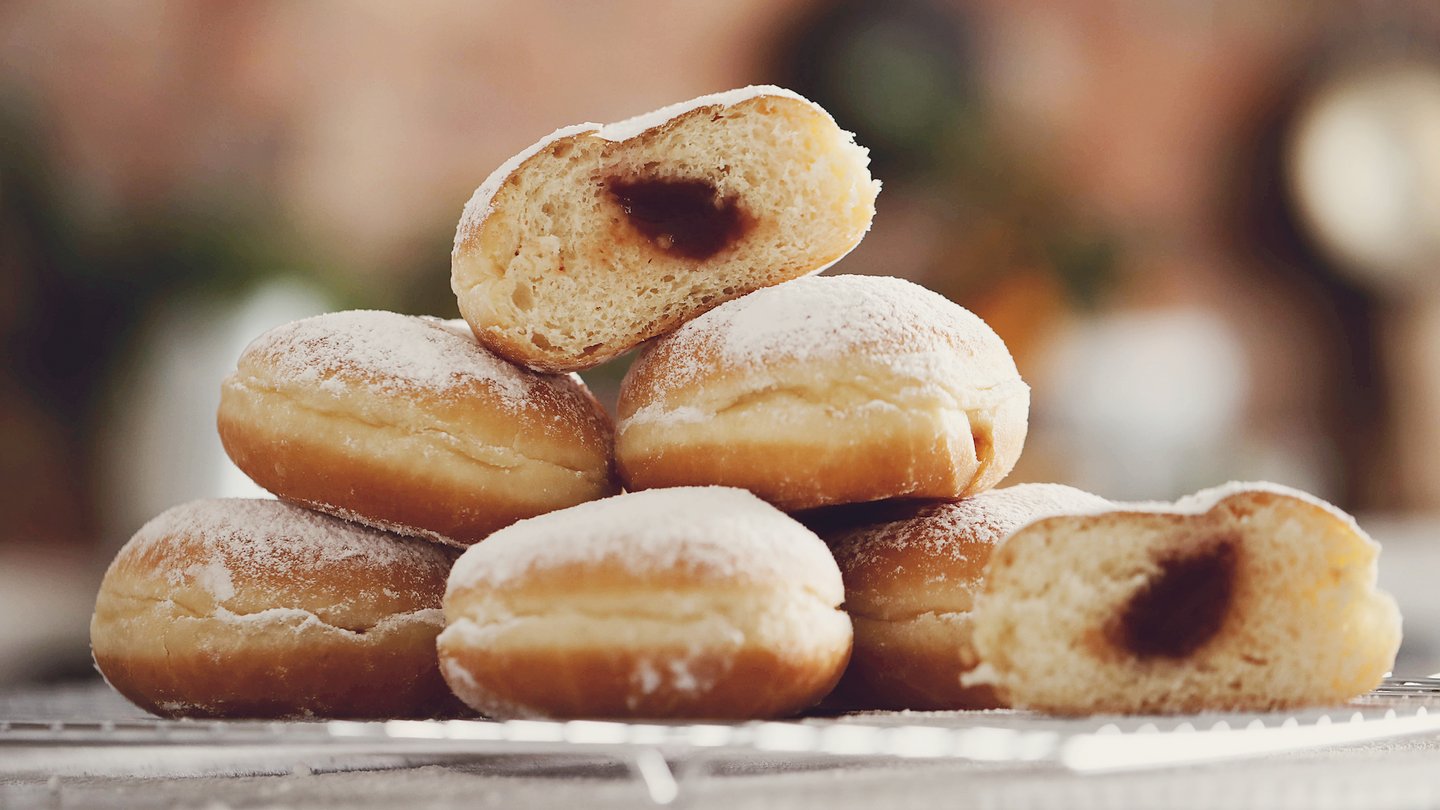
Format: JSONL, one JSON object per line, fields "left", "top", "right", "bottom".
{"left": 4, "top": 677, "right": 1440, "bottom": 805}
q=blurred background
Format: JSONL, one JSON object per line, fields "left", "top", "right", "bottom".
{"left": 3, "top": 0, "right": 1440, "bottom": 686}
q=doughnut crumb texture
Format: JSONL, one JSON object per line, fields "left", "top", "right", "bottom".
{"left": 438, "top": 487, "right": 853, "bottom": 719}
{"left": 217, "top": 310, "right": 618, "bottom": 546}
{"left": 827, "top": 484, "right": 1111, "bottom": 710}
{"left": 451, "top": 85, "right": 879, "bottom": 371}
{"left": 968, "top": 483, "right": 1403, "bottom": 715}
{"left": 617, "top": 275, "right": 1030, "bottom": 511}
{"left": 90, "top": 499, "right": 464, "bottom": 719}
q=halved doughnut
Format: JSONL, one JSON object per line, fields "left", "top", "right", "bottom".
{"left": 968, "top": 483, "right": 1403, "bottom": 714}
{"left": 451, "top": 86, "right": 879, "bottom": 371}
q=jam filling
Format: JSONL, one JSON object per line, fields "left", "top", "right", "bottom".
{"left": 1117, "top": 538, "right": 1237, "bottom": 659}
{"left": 607, "top": 178, "right": 750, "bottom": 260}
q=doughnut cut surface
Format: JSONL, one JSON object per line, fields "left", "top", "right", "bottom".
{"left": 451, "top": 85, "right": 879, "bottom": 372}
{"left": 968, "top": 483, "right": 1403, "bottom": 714}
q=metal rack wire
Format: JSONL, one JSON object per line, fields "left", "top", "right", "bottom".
{"left": 4, "top": 677, "right": 1439, "bottom": 806}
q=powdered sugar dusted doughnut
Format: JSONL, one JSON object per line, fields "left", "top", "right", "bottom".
{"left": 218, "top": 310, "right": 618, "bottom": 546}
{"left": 90, "top": 499, "right": 463, "bottom": 719}
{"left": 617, "top": 275, "right": 1030, "bottom": 510}
{"left": 826, "top": 484, "right": 1110, "bottom": 710}
{"left": 451, "top": 85, "right": 879, "bottom": 372}
{"left": 438, "top": 487, "right": 852, "bottom": 719}
{"left": 968, "top": 483, "right": 1403, "bottom": 714}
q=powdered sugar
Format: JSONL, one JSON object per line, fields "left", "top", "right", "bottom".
{"left": 182, "top": 559, "right": 236, "bottom": 602}
{"left": 625, "top": 275, "right": 1025, "bottom": 406}
{"left": 304, "top": 500, "right": 464, "bottom": 549}
{"left": 238, "top": 310, "right": 579, "bottom": 411}
{"left": 452, "top": 86, "right": 821, "bottom": 248}
{"left": 597, "top": 85, "right": 812, "bottom": 142}
{"left": 832, "top": 484, "right": 1112, "bottom": 574}
{"left": 1105, "top": 481, "right": 1369, "bottom": 537}
{"left": 448, "top": 487, "right": 842, "bottom": 601}
{"left": 620, "top": 403, "right": 710, "bottom": 429}
{"left": 710, "top": 275, "right": 1005, "bottom": 366}
{"left": 128, "top": 499, "right": 455, "bottom": 604}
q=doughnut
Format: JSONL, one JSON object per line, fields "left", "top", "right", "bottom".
{"left": 90, "top": 499, "right": 464, "bottom": 719}
{"left": 451, "top": 85, "right": 879, "bottom": 372}
{"left": 616, "top": 275, "right": 1031, "bottom": 511}
{"left": 827, "top": 484, "right": 1111, "bottom": 711}
{"left": 437, "top": 486, "right": 852, "bottom": 719}
{"left": 218, "top": 310, "right": 618, "bottom": 546}
{"left": 967, "top": 483, "right": 1403, "bottom": 714}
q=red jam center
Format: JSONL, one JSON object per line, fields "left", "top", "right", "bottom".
{"left": 608, "top": 178, "right": 750, "bottom": 260}
{"left": 1117, "top": 538, "right": 1237, "bottom": 659}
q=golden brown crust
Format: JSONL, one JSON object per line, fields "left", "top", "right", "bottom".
{"left": 218, "top": 312, "right": 619, "bottom": 545}
{"left": 217, "top": 386, "right": 611, "bottom": 545}
{"left": 836, "top": 615, "right": 1000, "bottom": 711}
{"left": 93, "top": 607, "right": 465, "bottom": 719}
{"left": 834, "top": 518, "right": 992, "bottom": 619}
{"left": 825, "top": 485, "right": 1111, "bottom": 711}
{"left": 618, "top": 432, "right": 984, "bottom": 513}
{"left": 440, "top": 642, "right": 849, "bottom": 720}
{"left": 231, "top": 315, "right": 614, "bottom": 459}
{"left": 90, "top": 499, "right": 466, "bottom": 719}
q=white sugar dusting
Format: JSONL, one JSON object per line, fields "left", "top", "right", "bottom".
{"left": 184, "top": 559, "right": 236, "bottom": 602}
{"left": 1105, "top": 480, "right": 1369, "bottom": 537}
{"left": 634, "top": 660, "right": 663, "bottom": 697}
{"left": 126, "top": 499, "right": 455, "bottom": 603}
{"left": 621, "top": 403, "right": 709, "bottom": 429}
{"left": 454, "top": 122, "right": 598, "bottom": 248}
{"left": 307, "top": 501, "right": 465, "bottom": 549}
{"left": 703, "top": 275, "right": 1003, "bottom": 367}
{"left": 832, "top": 484, "right": 1112, "bottom": 575}
{"left": 239, "top": 310, "right": 583, "bottom": 411}
{"left": 597, "top": 85, "right": 813, "bottom": 143}
{"left": 626, "top": 275, "right": 1025, "bottom": 405}
{"left": 453, "top": 86, "right": 824, "bottom": 248}
{"left": 449, "top": 487, "right": 842, "bottom": 601}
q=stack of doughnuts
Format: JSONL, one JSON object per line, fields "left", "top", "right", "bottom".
{"left": 92, "top": 86, "right": 874, "bottom": 721}
{"left": 93, "top": 84, "right": 1401, "bottom": 722}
